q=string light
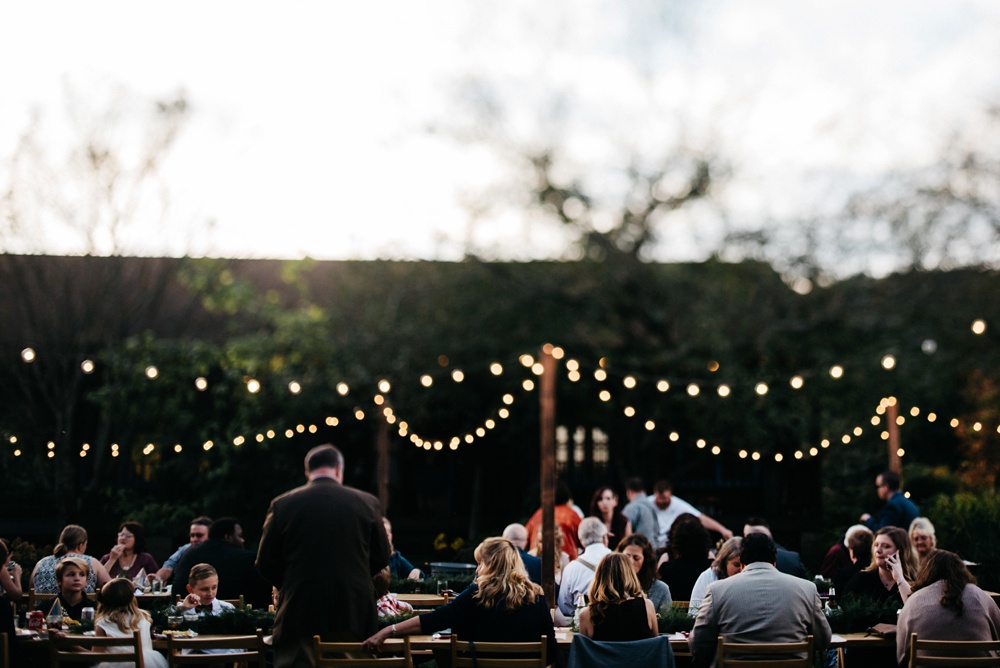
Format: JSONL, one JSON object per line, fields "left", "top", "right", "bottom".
{"left": 686, "top": 384, "right": 699, "bottom": 397}
{"left": 145, "top": 366, "right": 159, "bottom": 379}
{"left": 717, "top": 384, "right": 730, "bottom": 397}
{"left": 21, "top": 348, "right": 36, "bottom": 363}
{"left": 81, "top": 360, "right": 95, "bottom": 374}
{"left": 246, "top": 378, "right": 260, "bottom": 393}
{"left": 623, "top": 376, "right": 637, "bottom": 389}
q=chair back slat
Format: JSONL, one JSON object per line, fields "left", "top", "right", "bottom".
{"left": 717, "top": 634, "right": 813, "bottom": 668}
{"left": 450, "top": 635, "right": 547, "bottom": 668}
{"left": 166, "top": 629, "right": 266, "bottom": 667}
{"left": 909, "top": 633, "right": 1000, "bottom": 667}
{"left": 313, "top": 635, "right": 413, "bottom": 667}
{"left": 50, "top": 629, "right": 145, "bottom": 667}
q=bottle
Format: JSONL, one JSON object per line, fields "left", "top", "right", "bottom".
{"left": 573, "top": 594, "right": 587, "bottom": 632}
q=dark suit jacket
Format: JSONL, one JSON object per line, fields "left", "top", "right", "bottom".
{"left": 172, "top": 538, "right": 273, "bottom": 609}
{"left": 517, "top": 546, "right": 542, "bottom": 584}
{"left": 256, "top": 476, "right": 390, "bottom": 667}
{"left": 864, "top": 491, "right": 920, "bottom": 531}
{"left": 689, "top": 562, "right": 831, "bottom": 666}
{"left": 775, "top": 545, "right": 808, "bottom": 579}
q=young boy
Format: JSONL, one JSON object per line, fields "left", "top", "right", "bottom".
{"left": 36, "top": 557, "right": 95, "bottom": 621}
{"left": 177, "top": 563, "right": 236, "bottom": 615}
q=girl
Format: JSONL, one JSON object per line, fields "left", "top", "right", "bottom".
{"left": 617, "top": 534, "right": 672, "bottom": 613}
{"left": 177, "top": 563, "right": 236, "bottom": 615}
{"left": 94, "top": 578, "right": 167, "bottom": 668}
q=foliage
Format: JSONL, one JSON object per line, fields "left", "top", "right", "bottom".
{"left": 148, "top": 607, "right": 275, "bottom": 635}
{"left": 824, "top": 595, "right": 901, "bottom": 634}
{"left": 377, "top": 612, "right": 421, "bottom": 629}
{"left": 924, "top": 491, "right": 1000, "bottom": 591}
{"left": 389, "top": 575, "right": 476, "bottom": 595}
{"left": 657, "top": 606, "right": 696, "bottom": 634}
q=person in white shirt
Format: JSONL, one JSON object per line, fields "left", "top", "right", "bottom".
{"left": 647, "top": 479, "right": 733, "bottom": 548}
{"left": 557, "top": 518, "right": 612, "bottom": 616}
{"left": 176, "top": 563, "right": 236, "bottom": 616}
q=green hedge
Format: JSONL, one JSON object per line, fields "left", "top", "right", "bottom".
{"left": 925, "top": 491, "right": 1000, "bottom": 592}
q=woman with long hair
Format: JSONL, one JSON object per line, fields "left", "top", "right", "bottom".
{"left": 617, "top": 534, "right": 672, "bottom": 613}
{"left": 657, "top": 513, "right": 712, "bottom": 601}
{"left": 589, "top": 486, "right": 632, "bottom": 550}
{"left": 529, "top": 524, "right": 569, "bottom": 585}
{"left": 689, "top": 536, "right": 742, "bottom": 616}
{"left": 579, "top": 553, "right": 658, "bottom": 641}
{"left": 844, "top": 526, "right": 917, "bottom": 605}
{"left": 100, "top": 521, "right": 158, "bottom": 581}
{"left": 31, "top": 524, "right": 111, "bottom": 593}
{"left": 896, "top": 550, "right": 1000, "bottom": 666}
{"left": 363, "top": 537, "right": 556, "bottom": 662}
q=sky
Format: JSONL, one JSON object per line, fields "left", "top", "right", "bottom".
{"left": 1, "top": 1, "right": 999, "bottom": 270}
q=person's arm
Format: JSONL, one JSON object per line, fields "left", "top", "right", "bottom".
{"left": 155, "top": 545, "right": 185, "bottom": 582}
{"left": 361, "top": 615, "right": 422, "bottom": 651}
{"left": 645, "top": 598, "right": 659, "bottom": 635}
{"left": 887, "top": 552, "right": 912, "bottom": 602}
{"left": 622, "top": 518, "right": 633, "bottom": 541}
{"left": 91, "top": 559, "right": 111, "bottom": 588}
{"left": 578, "top": 607, "right": 594, "bottom": 638}
{"left": 0, "top": 559, "right": 22, "bottom": 599}
{"left": 689, "top": 587, "right": 719, "bottom": 666}
{"left": 698, "top": 514, "right": 733, "bottom": 540}
{"left": 809, "top": 589, "right": 832, "bottom": 649}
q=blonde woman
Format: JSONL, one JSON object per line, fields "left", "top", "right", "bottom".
{"left": 909, "top": 517, "right": 937, "bottom": 565}
{"left": 689, "top": 536, "right": 742, "bottom": 616}
{"left": 363, "top": 537, "right": 556, "bottom": 662}
{"left": 530, "top": 524, "right": 570, "bottom": 585}
{"left": 579, "top": 552, "right": 658, "bottom": 641}
{"left": 94, "top": 578, "right": 167, "bottom": 668}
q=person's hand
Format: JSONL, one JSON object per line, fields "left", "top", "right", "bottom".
{"left": 720, "top": 527, "right": 734, "bottom": 540}
{"left": 887, "top": 552, "right": 905, "bottom": 583}
{"left": 9, "top": 563, "right": 22, "bottom": 580}
{"left": 179, "top": 593, "right": 201, "bottom": 610}
{"left": 109, "top": 544, "right": 125, "bottom": 559}
{"left": 361, "top": 628, "right": 389, "bottom": 652}
{"left": 860, "top": 513, "right": 872, "bottom": 523}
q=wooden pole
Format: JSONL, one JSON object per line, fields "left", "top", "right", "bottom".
{"left": 539, "top": 347, "right": 557, "bottom": 605}
{"left": 377, "top": 411, "right": 390, "bottom": 511}
{"left": 887, "top": 401, "right": 902, "bottom": 476}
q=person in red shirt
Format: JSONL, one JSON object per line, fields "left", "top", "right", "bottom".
{"left": 524, "top": 481, "right": 583, "bottom": 560}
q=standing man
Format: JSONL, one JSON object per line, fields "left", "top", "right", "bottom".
{"left": 648, "top": 480, "right": 733, "bottom": 549}
{"left": 155, "top": 516, "right": 212, "bottom": 584}
{"left": 172, "top": 517, "right": 273, "bottom": 609}
{"left": 257, "top": 444, "right": 390, "bottom": 668}
{"left": 621, "top": 477, "right": 661, "bottom": 549}
{"left": 502, "top": 523, "right": 542, "bottom": 584}
{"left": 689, "top": 533, "right": 831, "bottom": 666}
{"left": 861, "top": 470, "right": 920, "bottom": 530}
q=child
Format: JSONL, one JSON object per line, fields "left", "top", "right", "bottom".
{"left": 95, "top": 578, "right": 168, "bottom": 668}
{"left": 177, "top": 563, "right": 236, "bottom": 615}
{"left": 373, "top": 565, "right": 414, "bottom": 617}
{"left": 35, "top": 557, "right": 95, "bottom": 621}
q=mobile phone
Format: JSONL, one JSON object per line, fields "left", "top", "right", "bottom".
{"left": 6, "top": 560, "right": 17, "bottom": 573}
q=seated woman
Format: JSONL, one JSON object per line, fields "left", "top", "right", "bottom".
{"left": 617, "top": 534, "right": 672, "bottom": 613}
{"left": 657, "top": 513, "right": 712, "bottom": 602}
{"left": 94, "top": 578, "right": 168, "bottom": 668}
{"left": 176, "top": 563, "right": 236, "bottom": 615}
{"left": 31, "top": 524, "right": 111, "bottom": 594}
{"left": 529, "top": 524, "right": 570, "bottom": 586}
{"left": 100, "top": 521, "right": 159, "bottom": 581}
{"left": 843, "top": 526, "right": 917, "bottom": 606}
{"left": 897, "top": 550, "right": 1000, "bottom": 666}
{"left": 362, "top": 537, "right": 556, "bottom": 662}
{"left": 909, "top": 517, "right": 937, "bottom": 567}
{"left": 34, "top": 557, "right": 95, "bottom": 621}
{"left": 589, "top": 486, "right": 632, "bottom": 551}
{"left": 383, "top": 517, "right": 423, "bottom": 579}
{"left": 579, "top": 552, "right": 658, "bottom": 641}
{"left": 689, "top": 536, "right": 742, "bottom": 616}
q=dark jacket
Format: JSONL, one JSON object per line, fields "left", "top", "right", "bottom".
{"left": 517, "top": 546, "right": 542, "bottom": 585}
{"left": 256, "top": 476, "right": 390, "bottom": 667}
{"left": 864, "top": 491, "right": 920, "bottom": 531}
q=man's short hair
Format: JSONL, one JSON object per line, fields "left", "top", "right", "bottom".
{"left": 578, "top": 517, "right": 608, "bottom": 547}
{"left": 625, "top": 477, "right": 646, "bottom": 493}
{"left": 502, "top": 523, "right": 528, "bottom": 546}
{"left": 653, "top": 479, "right": 673, "bottom": 494}
{"left": 209, "top": 517, "right": 240, "bottom": 541}
{"left": 880, "top": 470, "right": 901, "bottom": 491}
{"left": 305, "top": 444, "right": 344, "bottom": 472}
{"left": 191, "top": 516, "right": 213, "bottom": 528}
{"left": 740, "top": 532, "right": 777, "bottom": 565}
{"left": 744, "top": 517, "right": 773, "bottom": 538}
{"left": 847, "top": 529, "right": 874, "bottom": 557}
{"left": 555, "top": 481, "right": 572, "bottom": 506}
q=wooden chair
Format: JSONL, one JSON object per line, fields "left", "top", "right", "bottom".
{"left": 908, "top": 633, "right": 1000, "bottom": 667}
{"left": 716, "top": 634, "right": 814, "bottom": 668}
{"left": 313, "top": 635, "right": 413, "bottom": 667}
{"left": 1, "top": 631, "right": 9, "bottom": 668}
{"left": 450, "top": 635, "right": 547, "bottom": 668}
{"left": 50, "top": 629, "right": 145, "bottom": 667}
{"left": 220, "top": 595, "right": 245, "bottom": 610}
{"left": 671, "top": 600, "right": 691, "bottom": 610}
{"left": 28, "top": 589, "right": 58, "bottom": 613}
{"left": 165, "top": 629, "right": 266, "bottom": 667}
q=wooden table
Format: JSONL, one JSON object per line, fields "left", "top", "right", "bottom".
{"left": 395, "top": 593, "right": 450, "bottom": 609}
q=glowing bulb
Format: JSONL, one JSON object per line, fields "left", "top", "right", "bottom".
{"left": 623, "top": 376, "right": 637, "bottom": 389}
{"left": 809, "top": 447, "right": 819, "bottom": 456}
{"left": 751, "top": 452, "right": 761, "bottom": 461}
{"left": 503, "top": 394, "right": 514, "bottom": 405}
{"left": 568, "top": 370, "right": 581, "bottom": 382}
{"left": 80, "top": 359, "right": 95, "bottom": 374}
{"left": 972, "top": 319, "right": 987, "bottom": 335}
{"left": 645, "top": 421, "right": 655, "bottom": 431}
{"left": 623, "top": 406, "right": 635, "bottom": 417}
{"left": 686, "top": 384, "right": 700, "bottom": 396}
{"left": 452, "top": 369, "right": 465, "bottom": 382}
{"left": 739, "top": 450, "right": 748, "bottom": 459}
{"left": 711, "top": 445, "right": 721, "bottom": 455}
{"left": 790, "top": 376, "right": 804, "bottom": 389}
{"left": 829, "top": 365, "right": 844, "bottom": 379}
{"left": 145, "top": 366, "right": 159, "bottom": 379}
{"left": 754, "top": 383, "right": 768, "bottom": 396}
{"left": 599, "top": 390, "right": 611, "bottom": 402}
{"left": 594, "top": 369, "right": 607, "bottom": 382}
{"left": 326, "top": 416, "right": 339, "bottom": 426}
{"left": 246, "top": 378, "right": 260, "bottom": 393}
{"left": 566, "top": 359, "right": 580, "bottom": 372}
{"left": 774, "top": 453, "right": 783, "bottom": 462}
{"left": 378, "top": 379, "right": 391, "bottom": 393}
{"left": 490, "top": 363, "right": 503, "bottom": 375}
{"left": 657, "top": 380, "right": 670, "bottom": 392}
{"left": 717, "top": 384, "right": 730, "bottom": 397}
{"left": 195, "top": 377, "right": 208, "bottom": 391}
{"left": 21, "top": 348, "right": 36, "bottom": 362}
{"left": 420, "top": 375, "right": 433, "bottom": 387}
{"left": 288, "top": 381, "right": 301, "bottom": 394}
{"left": 522, "top": 379, "right": 535, "bottom": 391}
{"left": 881, "top": 355, "right": 896, "bottom": 370}
{"left": 336, "top": 382, "right": 349, "bottom": 395}
{"left": 519, "top": 354, "right": 534, "bottom": 367}
{"left": 669, "top": 432, "right": 679, "bottom": 442}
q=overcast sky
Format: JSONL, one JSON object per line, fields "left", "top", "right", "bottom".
{"left": 2, "top": 1, "right": 999, "bottom": 268}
